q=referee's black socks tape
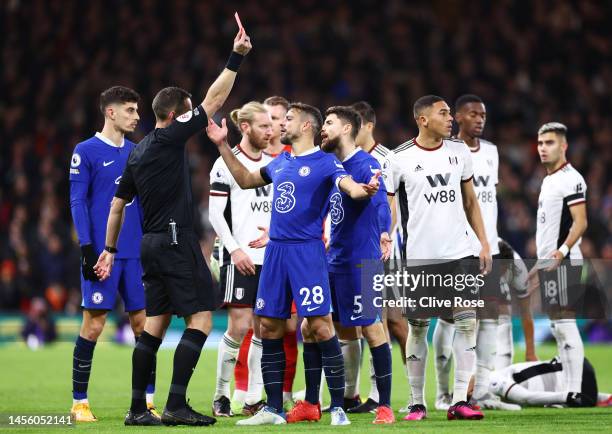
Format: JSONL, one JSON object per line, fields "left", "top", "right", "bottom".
{"left": 131, "top": 332, "right": 162, "bottom": 413}
{"left": 166, "top": 329, "right": 208, "bottom": 411}
{"left": 226, "top": 51, "right": 244, "bottom": 72}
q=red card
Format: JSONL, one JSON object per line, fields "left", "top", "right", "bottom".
{"left": 234, "top": 12, "right": 244, "bottom": 31}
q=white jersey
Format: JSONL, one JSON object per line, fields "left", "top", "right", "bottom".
{"left": 368, "top": 143, "right": 403, "bottom": 259}
{"left": 491, "top": 358, "right": 565, "bottom": 394}
{"left": 209, "top": 146, "right": 273, "bottom": 266}
{"left": 383, "top": 138, "right": 473, "bottom": 261}
{"left": 466, "top": 139, "right": 499, "bottom": 255}
{"left": 536, "top": 163, "right": 586, "bottom": 260}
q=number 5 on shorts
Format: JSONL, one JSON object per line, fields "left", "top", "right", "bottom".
{"left": 300, "top": 285, "right": 324, "bottom": 306}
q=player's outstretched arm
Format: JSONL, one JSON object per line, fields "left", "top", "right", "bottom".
{"left": 339, "top": 171, "right": 380, "bottom": 200}
{"left": 206, "top": 118, "right": 268, "bottom": 189}
{"left": 93, "top": 197, "right": 127, "bottom": 281}
{"left": 461, "top": 179, "right": 492, "bottom": 274}
{"left": 201, "top": 29, "right": 252, "bottom": 118}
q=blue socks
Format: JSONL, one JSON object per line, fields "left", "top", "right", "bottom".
{"left": 318, "top": 336, "right": 345, "bottom": 409}
{"left": 261, "top": 338, "right": 285, "bottom": 413}
{"left": 72, "top": 336, "right": 96, "bottom": 400}
{"left": 371, "top": 343, "right": 392, "bottom": 406}
{"left": 303, "top": 342, "right": 323, "bottom": 405}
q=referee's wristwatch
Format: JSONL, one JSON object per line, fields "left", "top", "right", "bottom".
{"left": 104, "top": 246, "right": 118, "bottom": 254}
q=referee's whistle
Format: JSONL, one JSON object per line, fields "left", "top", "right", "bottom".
{"left": 169, "top": 219, "right": 178, "bottom": 246}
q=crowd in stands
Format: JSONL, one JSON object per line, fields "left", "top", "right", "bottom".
{"left": 1, "top": 0, "right": 610, "bottom": 313}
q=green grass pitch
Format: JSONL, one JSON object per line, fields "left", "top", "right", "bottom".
{"left": 1, "top": 342, "right": 611, "bottom": 433}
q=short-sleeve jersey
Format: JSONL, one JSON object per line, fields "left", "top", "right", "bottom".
{"left": 383, "top": 138, "right": 473, "bottom": 261}
{"left": 536, "top": 163, "right": 587, "bottom": 260}
{"left": 209, "top": 146, "right": 273, "bottom": 265}
{"left": 466, "top": 139, "right": 500, "bottom": 255}
{"left": 115, "top": 105, "right": 208, "bottom": 233}
{"left": 327, "top": 149, "right": 389, "bottom": 271}
{"left": 260, "top": 147, "right": 348, "bottom": 241}
{"left": 69, "top": 133, "right": 142, "bottom": 258}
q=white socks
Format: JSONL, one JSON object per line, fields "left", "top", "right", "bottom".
{"left": 506, "top": 383, "right": 567, "bottom": 406}
{"left": 340, "top": 339, "right": 361, "bottom": 398}
{"left": 246, "top": 336, "right": 264, "bottom": 405}
{"left": 473, "top": 319, "right": 498, "bottom": 399}
{"left": 496, "top": 314, "right": 513, "bottom": 369}
{"left": 406, "top": 319, "right": 430, "bottom": 405}
{"left": 368, "top": 354, "right": 379, "bottom": 402}
{"left": 551, "top": 319, "right": 584, "bottom": 393}
{"left": 433, "top": 318, "right": 454, "bottom": 396}
{"left": 215, "top": 333, "right": 240, "bottom": 400}
{"left": 452, "top": 312, "right": 477, "bottom": 404}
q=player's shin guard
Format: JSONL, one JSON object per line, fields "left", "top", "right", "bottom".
{"left": 261, "top": 338, "right": 286, "bottom": 413}
{"left": 319, "top": 336, "right": 345, "bottom": 409}
{"left": 473, "top": 319, "right": 498, "bottom": 399}
{"left": 215, "top": 333, "right": 240, "bottom": 400}
{"left": 166, "top": 329, "right": 207, "bottom": 411}
{"left": 496, "top": 314, "right": 513, "bottom": 369}
{"left": 433, "top": 319, "right": 454, "bottom": 397}
{"left": 406, "top": 319, "right": 430, "bottom": 405}
{"left": 246, "top": 336, "right": 264, "bottom": 405}
{"left": 130, "top": 332, "right": 162, "bottom": 413}
{"left": 552, "top": 319, "right": 584, "bottom": 393}
{"left": 303, "top": 342, "right": 323, "bottom": 404}
{"left": 371, "top": 343, "right": 392, "bottom": 406}
{"left": 452, "top": 312, "right": 476, "bottom": 404}
{"left": 340, "top": 339, "right": 361, "bottom": 399}
{"left": 283, "top": 330, "right": 298, "bottom": 400}
{"left": 72, "top": 336, "right": 96, "bottom": 401}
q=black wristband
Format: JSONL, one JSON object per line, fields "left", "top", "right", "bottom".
{"left": 226, "top": 51, "right": 244, "bottom": 72}
{"left": 104, "top": 246, "right": 118, "bottom": 254}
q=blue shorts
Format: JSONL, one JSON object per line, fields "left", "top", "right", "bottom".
{"left": 81, "top": 258, "right": 145, "bottom": 311}
{"left": 256, "top": 239, "right": 332, "bottom": 319}
{"left": 329, "top": 262, "right": 383, "bottom": 327}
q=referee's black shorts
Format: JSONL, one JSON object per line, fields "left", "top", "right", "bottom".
{"left": 141, "top": 230, "right": 217, "bottom": 317}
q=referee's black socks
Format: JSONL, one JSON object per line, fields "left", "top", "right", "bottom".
{"left": 130, "top": 331, "right": 162, "bottom": 413}
{"left": 166, "top": 328, "right": 208, "bottom": 411}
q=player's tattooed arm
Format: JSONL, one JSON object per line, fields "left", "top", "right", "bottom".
{"left": 206, "top": 118, "right": 268, "bottom": 189}
{"left": 338, "top": 171, "right": 381, "bottom": 200}
{"left": 461, "top": 179, "right": 492, "bottom": 274}
{"left": 202, "top": 29, "right": 252, "bottom": 118}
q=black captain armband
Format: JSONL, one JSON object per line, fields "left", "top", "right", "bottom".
{"left": 226, "top": 51, "right": 244, "bottom": 72}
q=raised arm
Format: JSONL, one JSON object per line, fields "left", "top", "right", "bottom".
{"left": 201, "top": 29, "right": 252, "bottom": 118}
{"left": 206, "top": 118, "right": 268, "bottom": 189}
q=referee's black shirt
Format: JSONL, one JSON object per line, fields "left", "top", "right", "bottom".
{"left": 115, "top": 105, "right": 208, "bottom": 233}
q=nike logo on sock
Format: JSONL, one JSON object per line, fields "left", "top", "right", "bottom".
{"left": 78, "top": 364, "right": 91, "bottom": 369}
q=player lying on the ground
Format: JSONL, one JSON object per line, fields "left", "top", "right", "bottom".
{"left": 485, "top": 356, "right": 611, "bottom": 407}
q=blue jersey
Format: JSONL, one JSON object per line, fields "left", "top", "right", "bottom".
{"left": 261, "top": 148, "right": 348, "bottom": 241}
{"left": 69, "top": 133, "right": 143, "bottom": 258}
{"left": 327, "top": 149, "right": 391, "bottom": 272}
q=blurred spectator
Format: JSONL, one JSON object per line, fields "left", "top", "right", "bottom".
{"left": 21, "top": 297, "right": 57, "bottom": 349}
{"left": 0, "top": 0, "right": 610, "bottom": 312}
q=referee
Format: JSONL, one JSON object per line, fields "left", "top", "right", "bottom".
{"left": 94, "top": 29, "right": 252, "bottom": 426}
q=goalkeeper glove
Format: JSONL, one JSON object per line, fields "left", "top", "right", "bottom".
{"left": 81, "top": 244, "right": 100, "bottom": 281}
